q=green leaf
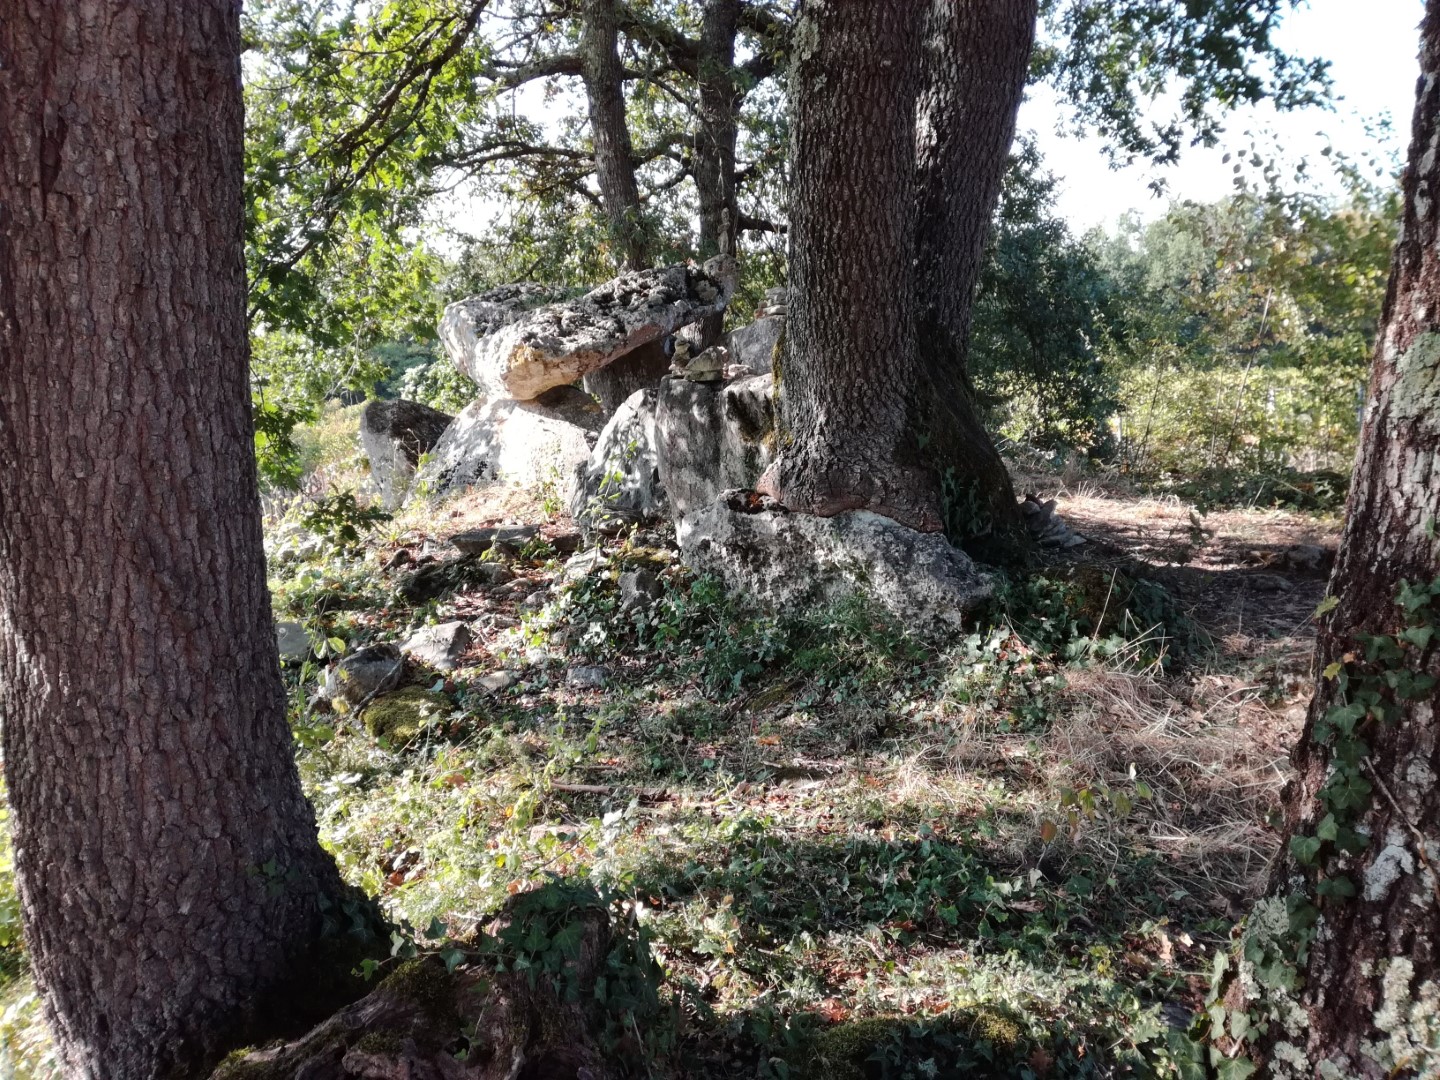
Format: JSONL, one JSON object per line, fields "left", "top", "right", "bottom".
{"left": 1313, "top": 595, "right": 1340, "bottom": 618}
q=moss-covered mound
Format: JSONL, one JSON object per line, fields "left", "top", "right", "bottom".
{"left": 361, "top": 686, "right": 451, "bottom": 745}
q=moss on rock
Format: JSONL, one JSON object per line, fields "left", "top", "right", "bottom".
{"left": 361, "top": 686, "right": 451, "bottom": 745}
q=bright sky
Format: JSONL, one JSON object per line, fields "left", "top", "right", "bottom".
{"left": 1026, "top": 0, "right": 1426, "bottom": 232}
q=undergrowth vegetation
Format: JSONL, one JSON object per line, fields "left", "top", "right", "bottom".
{"left": 0, "top": 463, "right": 1328, "bottom": 1077}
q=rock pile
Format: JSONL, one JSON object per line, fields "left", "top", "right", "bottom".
{"left": 393, "top": 258, "right": 736, "bottom": 508}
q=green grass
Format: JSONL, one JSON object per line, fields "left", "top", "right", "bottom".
{"left": 0, "top": 509, "right": 1287, "bottom": 1077}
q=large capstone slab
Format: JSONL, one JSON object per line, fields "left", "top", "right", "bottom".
{"left": 679, "top": 492, "right": 992, "bottom": 628}
{"left": 440, "top": 259, "right": 735, "bottom": 401}
{"left": 438, "top": 282, "right": 571, "bottom": 391}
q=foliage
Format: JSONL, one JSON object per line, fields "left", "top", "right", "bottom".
{"left": 970, "top": 140, "right": 1126, "bottom": 451}
{"left": 1097, "top": 178, "right": 1397, "bottom": 479}
{"left": 300, "top": 492, "right": 393, "bottom": 549}
{"left": 1037, "top": 0, "right": 1331, "bottom": 171}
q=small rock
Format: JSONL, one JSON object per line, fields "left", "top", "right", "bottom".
{"left": 478, "top": 563, "right": 516, "bottom": 586}
{"left": 450, "top": 525, "right": 540, "bottom": 557}
{"left": 476, "top": 670, "right": 519, "bottom": 693}
{"left": 275, "top": 620, "right": 312, "bottom": 664}
{"left": 520, "top": 590, "right": 550, "bottom": 612}
{"left": 1248, "top": 572, "right": 1293, "bottom": 593}
{"left": 400, "top": 621, "right": 473, "bottom": 672}
{"left": 563, "top": 548, "right": 606, "bottom": 582}
{"left": 548, "top": 529, "right": 584, "bottom": 556}
{"left": 1020, "top": 494, "right": 1085, "bottom": 549}
{"left": 567, "top": 665, "right": 610, "bottom": 689}
{"left": 398, "top": 560, "right": 462, "bottom": 604}
{"left": 618, "top": 569, "right": 664, "bottom": 615}
{"left": 320, "top": 643, "right": 404, "bottom": 705}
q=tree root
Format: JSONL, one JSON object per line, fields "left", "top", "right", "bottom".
{"left": 214, "top": 901, "right": 617, "bottom": 1080}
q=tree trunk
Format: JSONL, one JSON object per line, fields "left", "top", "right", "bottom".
{"left": 1226, "top": 4, "right": 1440, "bottom": 1073}
{"left": 912, "top": 0, "right": 1037, "bottom": 556}
{"left": 693, "top": 0, "right": 742, "bottom": 349}
{"left": 580, "top": 0, "right": 649, "bottom": 273}
{"left": 579, "top": 0, "right": 671, "bottom": 410}
{"left": 0, "top": 4, "right": 360, "bottom": 1077}
{"left": 757, "top": 0, "right": 941, "bottom": 532}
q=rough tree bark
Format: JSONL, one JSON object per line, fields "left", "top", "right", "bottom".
{"left": 757, "top": 0, "right": 939, "bottom": 531}
{"left": 913, "top": 0, "right": 1038, "bottom": 555}
{"left": 580, "top": 0, "right": 650, "bottom": 273}
{"left": 579, "top": 0, "right": 672, "bottom": 409}
{"left": 693, "top": 0, "right": 742, "bottom": 348}
{"left": 0, "top": 4, "right": 361, "bottom": 1077}
{"left": 759, "top": 0, "right": 1036, "bottom": 544}
{"left": 1234, "top": 4, "right": 1440, "bottom": 1073}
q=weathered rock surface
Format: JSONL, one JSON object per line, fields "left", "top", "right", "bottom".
{"left": 1020, "top": 494, "right": 1086, "bottom": 549}
{"left": 570, "top": 387, "right": 667, "bottom": 527}
{"left": 275, "top": 619, "right": 311, "bottom": 664}
{"left": 320, "top": 643, "right": 404, "bottom": 705}
{"left": 438, "top": 282, "right": 570, "bottom": 393}
{"left": 449, "top": 524, "right": 540, "bottom": 556}
{"left": 726, "top": 314, "right": 784, "bottom": 376}
{"left": 567, "top": 664, "right": 611, "bottom": 689}
{"left": 442, "top": 260, "right": 735, "bottom": 401}
{"left": 400, "top": 621, "right": 472, "bottom": 671}
{"left": 410, "top": 386, "right": 604, "bottom": 504}
{"left": 656, "top": 373, "right": 775, "bottom": 520}
{"left": 679, "top": 492, "right": 992, "bottom": 628}
{"left": 618, "top": 568, "right": 665, "bottom": 615}
{"left": 359, "top": 399, "right": 455, "bottom": 510}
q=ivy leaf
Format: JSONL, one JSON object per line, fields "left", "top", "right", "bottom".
{"left": 1313, "top": 595, "right": 1340, "bottom": 618}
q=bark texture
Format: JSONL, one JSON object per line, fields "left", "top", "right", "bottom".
{"left": 758, "top": 0, "right": 940, "bottom": 532}
{"left": 0, "top": 4, "right": 355, "bottom": 1076}
{"left": 912, "top": 0, "right": 1037, "bottom": 556}
{"left": 1247, "top": 4, "right": 1440, "bottom": 1072}
{"left": 581, "top": 0, "right": 649, "bottom": 273}
{"left": 693, "top": 0, "right": 743, "bottom": 349}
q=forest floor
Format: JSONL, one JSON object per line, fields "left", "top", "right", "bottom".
{"left": 0, "top": 457, "right": 1343, "bottom": 1078}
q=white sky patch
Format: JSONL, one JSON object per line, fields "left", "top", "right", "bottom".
{"left": 1027, "top": 0, "right": 1425, "bottom": 230}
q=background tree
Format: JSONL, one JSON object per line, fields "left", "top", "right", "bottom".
{"left": 1203, "top": 3, "right": 1440, "bottom": 1072}
{"left": 0, "top": 3, "right": 367, "bottom": 1076}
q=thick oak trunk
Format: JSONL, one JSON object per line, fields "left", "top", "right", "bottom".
{"left": 1233, "top": 4, "right": 1440, "bottom": 1074}
{"left": 693, "top": 0, "right": 742, "bottom": 349}
{"left": 0, "top": 4, "right": 357, "bottom": 1076}
{"left": 913, "top": 0, "right": 1037, "bottom": 555}
{"left": 580, "top": 0, "right": 670, "bottom": 409}
{"left": 581, "top": 0, "right": 649, "bottom": 273}
{"left": 758, "top": 0, "right": 941, "bottom": 532}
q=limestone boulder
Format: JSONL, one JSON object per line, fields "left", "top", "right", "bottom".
{"left": 441, "top": 259, "right": 736, "bottom": 401}
{"left": 320, "top": 643, "right": 404, "bottom": 705}
{"left": 679, "top": 492, "right": 992, "bottom": 629}
{"left": 656, "top": 373, "right": 775, "bottom": 521}
{"left": 725, "top": 315, "right": 784, "bottom": 377}
{"left": 438, "top": 283, "right": 570, "bottom": 391}
{"left": 410, "top": 386, "right": 604, "bottom": 504}
{"left": 570, "top": 387, "right": 667, "bottom": 527}
{"left": 359, "top": 399, "right": 455, "bottom": 510}
{"left": 400, "top": 621, "right": 472, "bottom": 672}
